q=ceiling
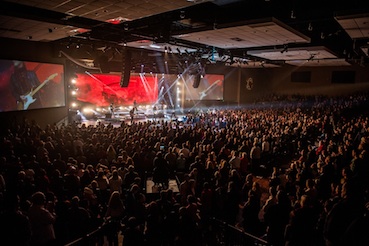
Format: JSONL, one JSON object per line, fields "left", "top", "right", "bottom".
{"left": 0, "top": 0, "right": 369, "bottom": 71}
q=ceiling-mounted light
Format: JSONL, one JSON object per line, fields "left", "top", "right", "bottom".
{"left": 229, "top": 54, "right": 235, "bottom": 65}
{"left": 307, "top": 54, "right": 315, "bottom": 61}
{"left": 280, "top": 44, "right": 288, "bottom": 53}
{"left": 150, "top": 43, "right": 161, "bottom": 49}
{"left": 290, "top": 10, "right": 296, "bottom": 19}
{"left": 164, "top": 46, "right": 168, "bottom": 53}
{"left": 308, "top": 22, "right": 313, "bottom": 31}
{"left": 176, "top": 48, "right": 181, "bottom": 55}
{"left": 320, "top": 32, "right": 325, "bottom": 39}
{"left": 180, "top": 10, "right": 185, "bottom": 19}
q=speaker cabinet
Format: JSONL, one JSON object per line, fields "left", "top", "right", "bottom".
{"left": 120, "top": 50, "right": 132, "bottom": 87}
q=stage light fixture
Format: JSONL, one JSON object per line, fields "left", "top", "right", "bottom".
{"left": 280, "top": 44, "right": 288, "bottom": 53}
{"left": 307, "top": 54, "right": 315, "bottom": 61}
{"left": 229, "top": 55, "right": 235, "bottom": 65}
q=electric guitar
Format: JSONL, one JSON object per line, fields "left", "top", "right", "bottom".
{"left": 199, "top": 80, "right": 222, "bottom": 100}
{"left": 19, "top": 73, "right": 58, "bottom": 110}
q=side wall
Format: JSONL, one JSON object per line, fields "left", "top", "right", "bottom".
{"left": 268, "top": 65, "right": 369, "bottom": 96}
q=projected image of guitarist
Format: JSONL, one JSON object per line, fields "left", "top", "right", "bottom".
{"left": 11, "top": 61, "right": 58, "bottom": 110}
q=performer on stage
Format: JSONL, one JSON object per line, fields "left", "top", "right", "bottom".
{"left": 109, "top": 103, "right": 114, "bottom": 118}
{"left": 129, "top": 108, "right": 134, "bottom": 124}
{"left": 133, "top": 100, "right": 138, "bottom": 112}
{"left": 153, "top": 105, "right": 157, "bottom": 120}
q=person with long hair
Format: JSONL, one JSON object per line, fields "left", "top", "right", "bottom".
{"left": 104, "top": 191, "right": 125, "bottom": 246}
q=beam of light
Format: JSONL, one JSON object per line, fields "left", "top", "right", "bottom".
{"left": 164, "top": 61, "right": 169, "bottom": 74}
{"left": 154, "top": 86, "right": 165, "bottom": 105}
{"left": 138, "top": 73, "right": 151, "bottom": 98}
{"left": 84, "top": 71, "right": 120, "bottom": 96}
{"left": 158, "top": 75, "right": 165, "bottom": 88}
{"left": 181, "top": 74, "right": 197, "bottom": 102}
{"left": 157, "top": 77, "right": 177, "bottom": 108}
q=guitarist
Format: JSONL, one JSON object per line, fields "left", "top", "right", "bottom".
{"left": 11, "top": 61, "right": 57, "bottom": 110}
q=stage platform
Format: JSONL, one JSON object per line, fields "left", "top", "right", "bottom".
{"left": 77, "top": 111, "right": 187, "bottom": 128}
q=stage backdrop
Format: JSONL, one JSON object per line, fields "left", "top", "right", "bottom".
{"left": 75, "top": 73, "right": 158, "bottom": 106}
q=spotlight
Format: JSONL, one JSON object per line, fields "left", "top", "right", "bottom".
{"left": 164, "top": 46, "right": 168, "bottom": 53}
{"left": 180, "top": 11, "right": 185, "bottom": 19}
{"left": 140, "top": 64, "right": 144, "bottom": 73}
{"left": 168, "top": 47, "right": 173, "bottom": 53}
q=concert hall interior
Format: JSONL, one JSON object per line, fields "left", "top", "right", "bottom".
{"left": 1, "top": 1, "right": 369, "bottom": 246}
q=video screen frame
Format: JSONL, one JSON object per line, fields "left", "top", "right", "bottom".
{"left": 0, "top": 58, "right": 65, "bottom": 112}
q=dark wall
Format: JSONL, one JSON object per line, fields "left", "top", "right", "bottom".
{"left": 268, "top": 65, "right": 369, "bottom": 96}
{"left": 0, "top": 38, "right": 68, "bottom": 129}
{"left": 240, "top": 68, "right": 274, "bottom": 103}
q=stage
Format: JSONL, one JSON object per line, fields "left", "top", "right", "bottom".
{"left": 70, "top": 105, "right": 185, "bottom": 127}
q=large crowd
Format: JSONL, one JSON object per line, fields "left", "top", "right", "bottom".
{"left": 0, "top": 91, "right": 369, "bottom": 246}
